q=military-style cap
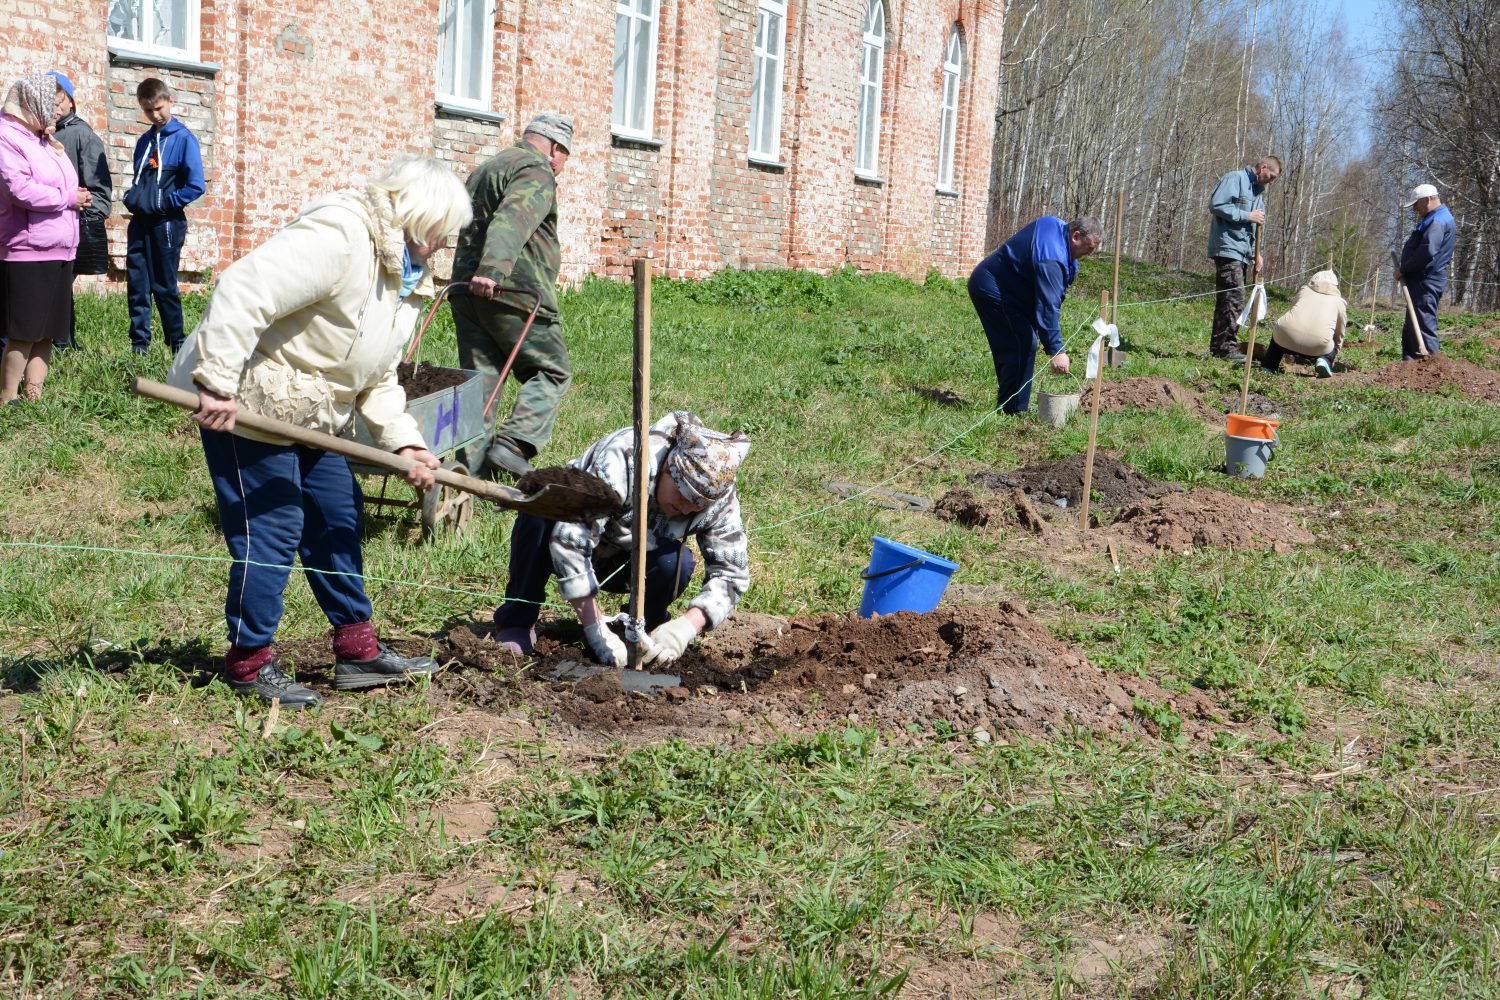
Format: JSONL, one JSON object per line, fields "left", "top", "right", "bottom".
{"left": 523, "top": 113, "right": 573, "bottom": 153}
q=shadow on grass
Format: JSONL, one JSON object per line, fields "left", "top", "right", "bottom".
{"left": 0, "top": 636, "right": 219, "bottom": 694}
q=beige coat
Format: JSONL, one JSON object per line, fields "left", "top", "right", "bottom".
{"left": 1272, "top": 270, "right": 1346, "bottom": 357}
{"left": 168, "top": 187, "right": 426, "bottom": 451}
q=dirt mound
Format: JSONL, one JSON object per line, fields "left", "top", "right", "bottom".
{"left": 1211, "top": 391, "right": 1295, "bottom": 417}
{"left": 1107, "top": 489, "right": 1314, "bottom": 553}
{"left": 968, "top": 452, "right": 1178, "bottom": 511}
{"left": 397, "top": 363, "right": 469, "bottom": 399}
{"left": 1368, "top": 356, "right": 1500, "bottom": 403}
{"left": 436, "top": 606, "right": 1225, "bottom": 742}
{"left": 1097, "top": 377, "right": 1204, "bottom": 414}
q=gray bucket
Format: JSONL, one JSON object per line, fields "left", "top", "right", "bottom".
{"left": 1036, "top": 391, "right": 1080, "bottom": 428}
{"left": 1225, "top": 432, "right": 1278, "bottom": 478}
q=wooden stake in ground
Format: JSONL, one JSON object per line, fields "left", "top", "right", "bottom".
{"left": 1399, "top": 279, "right": 1431, "bottom": 358}
{"left": 1237, "top": 222, "right": 1263, "bottom": 414}
{"left": 1078, "top": 290, "right": 1110, "bottom": 531}
{"left": 628, "top": 258, "right": 653, "bottom": 669}
{"left": 1107, "top": 191, "right": 1126, "bottom": 367}
{"left": 1364, "top": 268, "right": 1380, "bottom": 344}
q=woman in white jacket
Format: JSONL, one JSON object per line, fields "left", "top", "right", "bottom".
{"left": 167, "top": 156, "right": 471, "bottom": 709}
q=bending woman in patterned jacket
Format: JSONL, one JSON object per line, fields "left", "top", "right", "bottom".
{"left": 494, "top": 412, "right": 751, "bottom": 668}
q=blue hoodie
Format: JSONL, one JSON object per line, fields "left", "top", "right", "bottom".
{"left": 968, "top": 216, "right": 1078, "bottom": 356}
{"left": 123, "top": 117, "right": 204, "bottom": 220}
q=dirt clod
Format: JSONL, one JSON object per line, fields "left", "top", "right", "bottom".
{"left": 968, "top": 452, "right": 1179, "bottom": 511}
{"left": 1368, "top": 356, "right": 1500, "bottom": 403}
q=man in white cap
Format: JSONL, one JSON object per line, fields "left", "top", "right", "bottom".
{"left": 451, "top": 113, "right": 574, "bottom": 478}
{"left": 493, "top": 412, "right": 751, "bottom": 668}
{"left": 1393, "top": 183, "right": 1455, "bottom": 359}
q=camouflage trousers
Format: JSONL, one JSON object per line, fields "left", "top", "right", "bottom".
{"left": 451, "top": 296, "right": 571, "bottom": 464}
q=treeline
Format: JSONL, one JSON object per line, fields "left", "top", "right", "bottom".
{"left": 984, "top": 0, "right": 1499, "bottom": 311}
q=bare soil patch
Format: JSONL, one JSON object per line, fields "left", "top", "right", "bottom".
{"left": 1106, "top": 489, "right": 1315, "bottom": 554}
{"left": 1210, "top": 391, "right": 1296, "bottom": 418}
{"left": 1096, "top": 377, "right": 1207, "bottom": 415}
{"left": 1367, "top": 355, "right": 1500, "bottom": 403}
{"left": 963, "top": 452, "right": 1180, "bottom": 512}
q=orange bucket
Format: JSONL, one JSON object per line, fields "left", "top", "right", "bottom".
{"left": 1227, "top": 413, "right": 1279, "bottom": 441}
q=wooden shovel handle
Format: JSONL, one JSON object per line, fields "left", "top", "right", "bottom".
{"left": 130, "top": 377, "right": 530, "bottom": 507}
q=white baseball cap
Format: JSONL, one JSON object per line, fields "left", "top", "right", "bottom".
{"left": 1403, "top": 183, "right": 1438, "bottom": 208}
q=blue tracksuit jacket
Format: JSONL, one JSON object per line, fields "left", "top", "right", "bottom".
{"left": 123, "top": 118, "right": 205, "bottom": 220}
{"left": 967, "top": 216, "right": 1077, "bottom": 356}
{"left": 1400, "top": 204, "right": 1456, "bottom": 290}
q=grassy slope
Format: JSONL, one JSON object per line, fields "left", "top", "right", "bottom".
{"left": 0, "top": 262, "right": 1497, "bottom": 998}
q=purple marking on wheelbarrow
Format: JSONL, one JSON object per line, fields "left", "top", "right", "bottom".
{"left": 433, "top": 395, "right": 459, "bottom": 450}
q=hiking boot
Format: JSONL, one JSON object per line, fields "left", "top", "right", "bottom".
{"left": 1314, "top": 357, "right": 1332, "bottom": 379}
{"left": 334, "top": 641, "right": 441, "bottom": 690}
{"left": 484, "top": 438, "right": 534, "bottom": 480}
{"left": 1215, "top": 349, "right": 1248, "bottom": 363}
{"left": 495, "top": 625, "right": 536, "bottom": 656}
{"left": 226, "top": 659, "right": 323, "bottom": 709}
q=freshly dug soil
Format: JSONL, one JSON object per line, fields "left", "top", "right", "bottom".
{"left": 1369, "top": 356, "right": 1500, "bottom": 404}
{"left": 1096, "top": 377, "right": 1205, "bottom": 415}
{"left": 1212, "top": 391, "right": 1295, "bottom": 418}
{"left": 907, "top": 385, "right": 970, "bottom": 407}
{"left": 397, "top": 363, "right": 469, "bottom": 399}
{"left": 935, "top": 487, "right": 1049, "bottom": 534}
{"left": 1107, "top": 489, "right": 1314, "bottom": 553}
{"left": 968, "top": 452, "right": 1178, "bottom": 512}
{"left": 515, "top": 466, "right": 624, "bottom": 506}
{"left": 432, "top": 605, "right": 1226, "bottom": 741}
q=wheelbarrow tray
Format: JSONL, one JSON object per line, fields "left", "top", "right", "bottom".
{"left": 346, "top": 364, "right": 499, "bottom": 470}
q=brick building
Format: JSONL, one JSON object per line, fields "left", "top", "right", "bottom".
{"left": 2, "top": 0, "right": 1003, "bottom": 283}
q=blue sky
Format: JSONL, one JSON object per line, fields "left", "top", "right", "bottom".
{"left": 1336, "top": 0, "right": 1402, "bottom": 57}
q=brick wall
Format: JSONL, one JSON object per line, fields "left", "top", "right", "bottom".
{"left": 5, "top": 0, "right": 1005, "bottom": 284}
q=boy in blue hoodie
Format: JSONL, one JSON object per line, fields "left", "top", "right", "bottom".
{"left": 124, "top": 77, "right": 204, "bottom": 355}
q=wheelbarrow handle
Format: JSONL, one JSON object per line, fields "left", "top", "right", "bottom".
{"left": 404, "top": 281, "right": 543, "bottom": 367}
{"left": 130, "top": 377, "right": 532, "bottom": 509}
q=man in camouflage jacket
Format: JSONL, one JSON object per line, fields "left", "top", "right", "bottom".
{"left": 493, "top": 412, "right": 752, "bottom": 669}
{"left": 451, "top": 113, "right": 573, "bottom": 478}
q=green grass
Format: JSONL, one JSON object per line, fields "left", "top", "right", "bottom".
{"left": 1, "top": 262, "right": 1498, "bottom": 997}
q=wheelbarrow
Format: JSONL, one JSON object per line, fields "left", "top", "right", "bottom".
{"left": 131, "top": 377, "right": 621, "bottom": 524}
{"left": 345, "top": 281, "right": 543, "bottom": 540}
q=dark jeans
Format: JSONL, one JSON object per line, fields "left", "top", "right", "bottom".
{"left": 200, "top": 429, "right": 373, "bottom": 650}
{"left": 967, "top": 280, "right": 1038, "bottom": 415}
{"left": 126, "top": 215, "right": 188, "bottom": 352}
{"left": 495, "top": 513, "right": 697, "bottom": 631}
{"left": 1211, "top": 256, "right": 1248, "bottom": 355}
{"left": 1401, "top": 279, "right": 1444, "bottom": 359}
{"left": 1261, "top": 340, "right": 1337, "bottom": 373}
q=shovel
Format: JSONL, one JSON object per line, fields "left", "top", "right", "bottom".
{"left": 131, "top": 377, "right": 623, "bottom": 522}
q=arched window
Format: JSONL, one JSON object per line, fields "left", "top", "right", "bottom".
{"left": 613, "top": 0, "right": 659, "bottom": 138}
{"left": 750, "top": 0, "right": 788, "bottom": 161}
{"left": 937, "top": 26, "right": 963, "bottom": 190}
{"left": 855, "top": 0, "right": 885, "bottom": 177}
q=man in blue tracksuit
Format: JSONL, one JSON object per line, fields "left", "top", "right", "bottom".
{"left": 123, "top": 77, "right": 205, "bottom": 355}
{"left": 1394, "top": 183, "right": 1456, "bottom": 360}
{"left": 1208, "top": 156, "right": 1281, "bottom": 360}
{"left": 968, "top": 216, "right": 1102, "bottom": 414}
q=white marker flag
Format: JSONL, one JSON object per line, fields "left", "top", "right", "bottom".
{"left": 1085, "top": 317, "right": 1120, "bottom": 380}
{"left": 1236, "top": 284, "right": 1267, "bottom": 328}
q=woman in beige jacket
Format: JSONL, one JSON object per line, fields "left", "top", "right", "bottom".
{"left": 166, "top": 156, "right": 471, "bottom": 709}
{"left": 1262, "top": 269, "right": 1346, "bottom": 377}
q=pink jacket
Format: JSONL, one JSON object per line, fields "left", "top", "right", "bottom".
{"left": 0, "top": 114, "right": 79, "bottom": 262}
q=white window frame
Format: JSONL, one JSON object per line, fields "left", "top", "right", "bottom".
{"left": 855, "top": 0, "right": 885, "bottom": 178}
{"left": 613, "top": 0, "right": 660, "bottom": 140}
{"left": 108, "top": 0, "right": 200, "bottom": 63}
{"left": 437, "top": 0, "right": 495, "bottom": 112}
{"left": 937, "top": 26, "right": 963, "bottom": 191}
{"left": 749, "top": 0, "right": 787, "bottom": 162}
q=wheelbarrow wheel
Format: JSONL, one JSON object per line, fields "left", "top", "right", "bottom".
{"left": 421, "top": 461, "right": 475, "bottom": 543}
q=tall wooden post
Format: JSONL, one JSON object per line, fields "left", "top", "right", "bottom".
{"left": 1111, "top": 191, "right": 1124, "bottom": 325}
{"left": 1079, "top": 290, "right": 1109, "bottom": 531}
{"left": 629, "top": 259, "right": 652, "bottom": 669}
{"left": 1237, "top": 223, "right": 1262, "bottom": 414}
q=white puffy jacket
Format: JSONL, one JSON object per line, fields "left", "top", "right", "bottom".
{"left": 168, "top": 187, "right": 426, "bottom": 452}
{"left": 1272, "top": 270, "right": 1347, "bottom": 358}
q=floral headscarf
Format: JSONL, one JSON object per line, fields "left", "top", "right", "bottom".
{"left": 6, "top": 73, "right": 57, "bottom": 133}
{"left": 664, "top": 412, "right": 751, "bottom": 508}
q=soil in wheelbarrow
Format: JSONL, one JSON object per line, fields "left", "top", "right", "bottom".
{"left": 1366, "top": 355, "right": 1500, "bottom": 403}
{"left": 398, "top": 362, "right": 469, "bottom": 399}
{"left": 429, "top": 604, "right": 1228, "bottom": 743}
{"left": 964, "top": 452, "right": 1180, "bottom": 513}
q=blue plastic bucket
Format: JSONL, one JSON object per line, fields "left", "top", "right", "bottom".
{"left": 1224, "top": 431, "right": 1278, "bottom": 478}
{"left": 858, "top": 537, "right": 960, "bottom": 618}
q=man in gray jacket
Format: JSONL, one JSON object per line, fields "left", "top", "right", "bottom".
{"left": 1207, "top": 155, "right": 1281, "bottom": 361}
{"left": 48, "top": 71, "right": 111, "bottom": 348}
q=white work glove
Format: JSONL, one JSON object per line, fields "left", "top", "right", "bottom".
{"left": 642, "top": 616, "right": 700, "bottom": 665}
{"left": 582, "top": 621, "right": 628, "bottom": 667}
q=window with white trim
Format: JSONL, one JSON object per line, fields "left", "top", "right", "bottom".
{"left": 937, "top": 26, "right": 963, "bottom": 190}
{"left": 437, "top": 0, "right": 494, "bottom": 110}
{"left": 750, "top": 0, "right": 787, "bottom": 161}
{"left": 108, "top": 0, "right": 199, "bottom": 61}
{"left": 855, "top": 0, "right": 885, "bottom": 177}
{"left": 613, "top": 0, "right": 659, "bottom": 139}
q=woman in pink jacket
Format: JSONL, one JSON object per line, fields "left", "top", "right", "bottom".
{"left": 0, "top": 72, "right": 86, "bottom": 404}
